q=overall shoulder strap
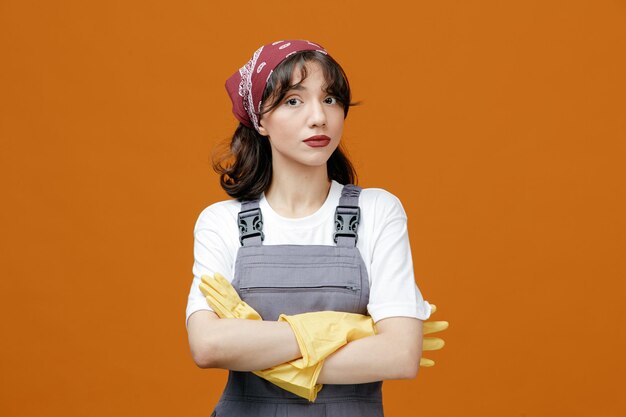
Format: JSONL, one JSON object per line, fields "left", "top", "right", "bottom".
{"left": 334, "top": 184, "right": 362, "bottom": 247}
{"left": 238, "top": 198, "right": 264, "bottom": 246}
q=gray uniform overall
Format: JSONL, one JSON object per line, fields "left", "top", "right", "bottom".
{"left": 210, "top": 184, "right": 384, "bottom": 417}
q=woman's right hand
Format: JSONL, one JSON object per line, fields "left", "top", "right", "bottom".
{"left": 199, "top": 272, "right": 262, "bottom": 320}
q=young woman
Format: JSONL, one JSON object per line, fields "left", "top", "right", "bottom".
{"left": 186, "top": 39, "right": 432, "bottom": 417}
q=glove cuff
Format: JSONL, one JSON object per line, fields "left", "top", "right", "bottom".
{"left": 307, "top": 362, "right": 324, "bottom": 402}
{"left": 278, "top": 313, "right": 315, "bottom": 368}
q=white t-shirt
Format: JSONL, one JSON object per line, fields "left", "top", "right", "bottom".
{"left": 186, "top": 180, "right": 432, "bottom": 328}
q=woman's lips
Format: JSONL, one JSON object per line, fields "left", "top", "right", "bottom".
{"left": 303, "top": 135, "right": 331, "bottom": 147}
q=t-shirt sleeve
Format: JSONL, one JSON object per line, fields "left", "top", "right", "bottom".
{"left": 185, "top": 205, "right": 235, "bottom": 329}
{"left": 366, "top": 193, "right": 432, "bottom": 323}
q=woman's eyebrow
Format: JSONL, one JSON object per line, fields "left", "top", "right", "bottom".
{"left": 286, "top": 85, "right": 329, "bottom": 93}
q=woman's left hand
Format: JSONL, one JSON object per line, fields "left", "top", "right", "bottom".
{"left": 420, "top": 303, "right": 449, "bottom": 367}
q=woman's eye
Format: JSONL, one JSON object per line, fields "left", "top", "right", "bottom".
{"left": 285, "top": 96, "right": 338, "bottom": 106}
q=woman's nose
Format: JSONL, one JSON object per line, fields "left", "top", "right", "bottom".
{"left": 308, "top": 101, "right": 327, "bottom": 127}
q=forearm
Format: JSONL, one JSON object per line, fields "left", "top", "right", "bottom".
{"left": 205, "top": 318, "right": 302, "bottom": 371}
{"left": 316, "top": 334, "right": 420, "bottom": 384}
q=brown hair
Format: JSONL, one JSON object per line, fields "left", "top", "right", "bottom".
{"left": 212, "top": 50, "right": 361, "bottom": 200}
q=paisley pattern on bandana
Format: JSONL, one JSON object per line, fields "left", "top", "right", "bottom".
{"left": 238, "top": 46, "right": 264, "bottom": 132}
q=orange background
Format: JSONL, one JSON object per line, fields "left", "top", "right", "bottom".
{"left": 1, "top": 1, "right": 625, "bottom": 416}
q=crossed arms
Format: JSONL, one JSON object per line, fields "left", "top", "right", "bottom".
{"left": 187, "top": 310, "right": 423, "bottom": 384}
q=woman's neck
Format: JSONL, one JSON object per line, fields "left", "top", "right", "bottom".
{"left": 264, "top": 166, "right": 332, "bottom": 219}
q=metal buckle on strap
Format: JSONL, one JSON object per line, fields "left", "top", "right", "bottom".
{"left": 238, "top": 207, "right": 265, "bottom": 245}
{"left": 333, "top": 205, "right": 360, "bottom": 244}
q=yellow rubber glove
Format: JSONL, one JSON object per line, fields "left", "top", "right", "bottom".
{"left": 420, "top": 303, "right": 449, "bottom": 367}
{"left": 254, "top": 360, "right": 324, "bottom": 402}
{"left": 199, "top": 272, "right": 324, "bottom": 401}
{"left": 199, "top": 273, "right": 261, "bottom": 320}
{"left": 278, "top": 311, "right": 377, "bottom": 369}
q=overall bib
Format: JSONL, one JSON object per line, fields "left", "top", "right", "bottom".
{"left": 210, "top": 184, "right": 384, "bottom": 417}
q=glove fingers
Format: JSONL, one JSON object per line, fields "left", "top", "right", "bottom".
{"left": 200, "top": 275, "right": 229, "bottom": 302}
{"left": 213, "top": 272, "right": 243, "bottom": 301}
{"left": 423, "top": 320, "right": 449, "bottom": 335}
{"left": 199, "top": 281, "right": 235, "bottom": 312}
{"left": 202, "top": 274, "right": 242, "bottom": 311}
{"left": 206, "top": 274, "right": 233, "bottom": 299}
{"left": 199, "top": 280, "right": 221, "bottom": 301}
{"left": 423, "top": 337, "right": 445, "bottom": 351}
{"left": 202, "top": 273, "right": 231, "bottom": 298}
{"left": 205, "top": 294, "right": 236, "bottom": 319}
{"left": 201, "top": 273, "right": 264, "bottom": 320}
{"left": 199, "top": 275, "right": 215, "bottom": 295}
{"left": 420, "top": 357, "right": 435, "bottom": 367}
{"left": 429, "top": 303, "right": 437, "bottom": 314}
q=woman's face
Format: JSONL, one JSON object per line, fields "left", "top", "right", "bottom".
{"left": 258, "top": 60, "right": 345, "bottom": 171}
